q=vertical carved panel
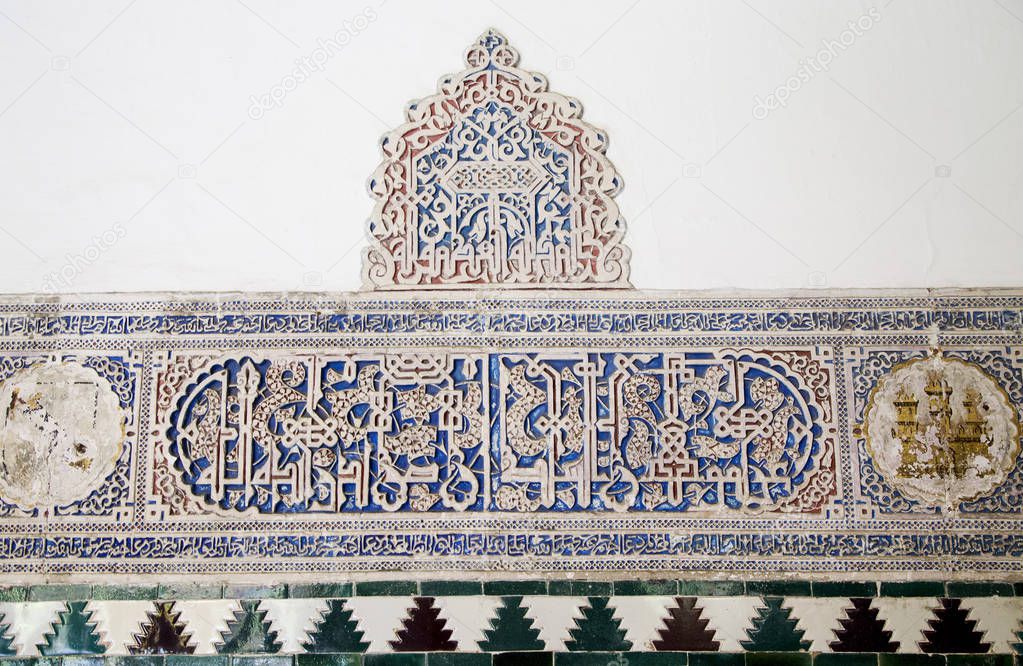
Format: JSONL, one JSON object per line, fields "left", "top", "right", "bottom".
{"left": 363, "top": 30, "right": 630, "bottom": 288}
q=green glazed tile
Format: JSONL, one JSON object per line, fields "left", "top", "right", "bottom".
{"left": 295, "top": 656, "right": 362, "bottom": 666}
{"left": 547, "top": 581, "right": 612, "bottom": 596}
{"left": 222, "top": 584, "right": 286, "bottom": 600}
{"left": 813, "top": 582, "right": 878, "bottom": 598}
{"left": 479, "top": 595, "right": 545, "bottom": 652}
{"left": 945, "top": 656, "right": 1013, "bottom": 666}
{"left": 108, "top": 657, "right": 165, "bottom": 666}
{"left": 688, "top": 655, "right": 744, "bottom": 666}
{"left": 677, "top": 581, "right": 745, "bottom": 596}
{"left": 879, "top": 582, "right": 944, "bottom": 598}
{"left": 0, "top": 587, "right": 28, "bottom": 602}
{"left": 814, "top": 655, "right": 879, "bottom": 666}
{"left": 746, "top": 654, "right": 811, "bottom": 666}
{"left": 878, "top": 655, "right": 946, "bottom": 666}
{"left": 166, "top": 657, "right": 230, "bottom": 666}
{"left": 614, "top": 653, "right": 686, "bottom": 665}
{"left": 741, "top": 597, "right": 811, "bottom": 652}
{"left": 363, "top": 656, "right": 427, "bottom": 666}
{"left": 61, "top": 658, "right": 107, "bottom": 666}
{"left": 288, "top": 584, "right": 354, "bottom": 599}
{"left": 493, "top": 652, "right": 553, "bottom": 666}
{"left": 613, "top": 580, "right": 677, "bottom": 596}
{"left": 420, "top": 581, "right": 483, "bottom": 596}
{"left": 157, "top": 583, "right": 223, "bottom": 600}
{"left": 37, "top": 601, "right": 105, "bottom": 656}
{"left": 426, "top": 655, "right": 491, "bottom": 666}
{"left": 746, "top": 581, "right": 812, "bottom": 597}
{"left": 483, "top": 581, "right": 548, "bottom": 596}
{"left": 92, "top": 585, "right": 159, "bottom": 601}
{"left": 29, "top": 584, "right": 92, "bottom": 601}
{"left": 945, "top": 582, "right": 1014, "bottom": 598}
{"left": 229, "top": 658, "right": 292, "bottom": 666}
{"left": 562, "top": 599, "right": 632, "bottom": 651}
{"left": 555, "top": 654, "right": 658, "bottom": 666}
{"left": 355, "top": 581, "right": 418, "bottom": 597}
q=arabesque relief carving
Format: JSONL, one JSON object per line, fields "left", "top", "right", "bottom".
{"left": 363, "top": 30, "right": 630, "bottom": 289}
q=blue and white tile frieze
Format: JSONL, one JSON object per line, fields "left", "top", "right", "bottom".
{"left": 0, "top": 294, "right": 1019, "bottom": 576}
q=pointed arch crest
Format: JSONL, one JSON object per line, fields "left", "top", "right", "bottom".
{"left": 363, "top": 29, "right": 631, "bottom": 289}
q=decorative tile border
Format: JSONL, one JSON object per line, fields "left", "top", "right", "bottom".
{"left": 0, "top": 581, "right": 1021, "bottom": 662}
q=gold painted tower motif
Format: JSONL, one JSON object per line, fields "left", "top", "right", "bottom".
{"left": 893, "top": 371, "right": 991, "bottom": 479}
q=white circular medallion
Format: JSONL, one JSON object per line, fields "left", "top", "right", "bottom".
{"left": 0, "top": 363, "right": 124, "bottom": 508}
{"left": 864, "top": 356, "right": 1020, "bottom": 505}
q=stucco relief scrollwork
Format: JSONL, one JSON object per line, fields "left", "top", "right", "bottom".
{"left": 363, "top": 29, "right": 630, "bottom": 289}
{"left": 158, "top": 348, "right": 836, "bottom": 517}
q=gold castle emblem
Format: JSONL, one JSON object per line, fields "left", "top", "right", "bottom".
{"left": 891, "top": 370, "right": 992, "bottom": 480}
{"left": 864, "top": 355, "right": 1019, "bottom": 505}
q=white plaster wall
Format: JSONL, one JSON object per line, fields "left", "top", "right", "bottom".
{"left": 0, "top": 0, "right": 1021, "bottom": 293}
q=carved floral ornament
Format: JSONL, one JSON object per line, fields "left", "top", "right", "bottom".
{"left": 363, "top": 29, "right": 631, "bottom": 289}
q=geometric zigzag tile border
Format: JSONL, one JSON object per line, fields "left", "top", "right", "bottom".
{"left": 0, "top": 290, "right": 1022, "bottom": 578}
{"left": 0, "top": 579, "right": 1022, "bottom": 659}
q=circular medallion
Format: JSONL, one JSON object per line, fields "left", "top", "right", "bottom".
{"left": 0, "top": 363, "right": 124, "bottom": 508}
{"left": 864, "top": 355, "right": 1020, "bottom": 505}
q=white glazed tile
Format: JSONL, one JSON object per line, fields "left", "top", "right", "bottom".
{"left": 173, "top": 600, "right": 239, "bottom": 655}
{"left": 786, "top": 596, "right": 850, "bottom": 652}
{"left": 522, "top": 596, "right": 586, "bottom": 651}
{"left": 874, "top": 597, "right": 935, "bottom": 653}
{"left": 345, "top": 596, "right": 415, "bottom": 653}
{"left": 433, "top": 595, "right": 503, "bottom": 652}
{"left": 88, "top": 600, "right": 156, "bottom": 655}
{"left": 698, "top": 596, "right": 762, "bottom": 652}
{"left": 261, "top": 598, "right": 329, "bottom": 654}
{"left": 961, "top": 596, "right": 1023, "bottom": 653}
{"left": 0, "top": 602, "right": 65, "bottom": 656}
{"left": 612, "top": 596, "right": 675, "bottom": 651}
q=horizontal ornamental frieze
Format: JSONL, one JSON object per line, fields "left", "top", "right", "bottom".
{"left": 0, "top": 302, "right": 1021, "bottom": 338}
{"left": 0, "top": 293, "right": 1021, "bottom": 577}
{"left": 156, "top": 349, "right": 832, "bottom": 515}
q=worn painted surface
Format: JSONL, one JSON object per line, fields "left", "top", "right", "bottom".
{"left": 0, "top": 363, "right": 124, "bottom": 509}
{"left": 864, "top": 355, "right": 1020, "bottom": 506}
